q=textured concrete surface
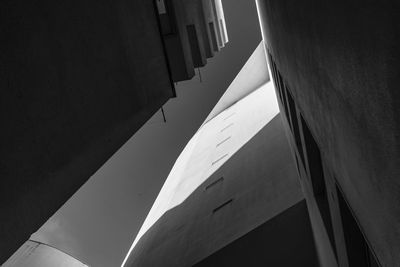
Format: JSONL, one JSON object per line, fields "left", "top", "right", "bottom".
{"left": 0, "top": 0, "right": 174, "bottom": 262}
{"left": 257, "top": 0, "right": 400, "bottom": 266}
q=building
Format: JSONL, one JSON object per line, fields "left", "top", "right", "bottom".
{"left": 157, "top": 0, "right": 228, "bottom": 81}
{"left": 256, "top": 0, "right": 400, "bottom": 266}
{"left": 121, "top": 42, "right": 319, "bottom": 267}
{"left": 0, "top": 0, "right": 227, "bottom": 263}
{"left": 3, "top": 241, "right": 88, "bottom": 267}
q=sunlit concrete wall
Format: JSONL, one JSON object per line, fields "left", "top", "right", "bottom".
{"left": 214, "top": 0, "right": 228, "bottom": 44}
{"left": 0, "top": 0, "right": 174, "bottom": 263}
{"left": 256, "top": 0, "right": 400, "bottom": 266}
{"left": 123, "top": 83, "right": 310, "bottom": 267}
{"left": 3, "top": 241, "right": 88, "bottom": 267}
{"left": 122, "top": 42, "right": 317, "bottom": 266}
{"left": 204, "top": 42, "right": 269, "bottom": 124}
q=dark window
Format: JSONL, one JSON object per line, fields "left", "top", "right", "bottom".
{"left": 336, "top": 185, "right": 380, "bottom": 267}
{"left": 279, "top": 75, "right": 291, "bottom": 122}
{"left": 286, "top": 89, "right": 305, "bottom": 166}
{"left": 208, "top": 22, "right": 218, "bottom": 51}
{"left": 187, "top": 25, "right": 203, "bottom": 67}
{"left": 301, "top": 115, "right": 337, "bottom": 258}
{"left": 268, "top": 55, "right": 284, "bottom": 103}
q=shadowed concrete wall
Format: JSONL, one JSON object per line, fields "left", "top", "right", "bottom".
{"left": 256, "top": 0, "right": 400, "bottom": 266}
{"left": 197, "top": 0, "right": 215, "bottom": 58}
{"left": 162, "top": 0, "right": 196, "bottom": 81}
{"left": 194, "top": 200, "right": 318, "bottom": 267}
{"left": 201, "top": 0, "right": 220, "bottom": 52}
{"left": 0, "top": 0, "right": 174, "bottom": 262}
{"left": 182, "top": 0, "right": 207, "bottom": 67}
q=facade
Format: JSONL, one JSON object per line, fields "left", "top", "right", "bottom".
{"left": 0, "top": 0, "right": 227, "bottom": 263}
{"left": 256, "top": 0, "right": 400, "bottom": 266}
{"left": 157, "top": 0, "right": 228, "bottom": 81}
{"left": 3, "top": 241, "right": 88, "bottom": 267}
{"left": 122, "top": 43, "right": 318, "bottom": 267}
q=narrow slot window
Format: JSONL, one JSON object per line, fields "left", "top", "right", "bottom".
{"left": 212, "top": 153, "right": 228, "bottom": 165}
{"left": 301, "top": 115, "right": 337, "bottom": 259}
{"left": 286, "top": 89, "right": 305, "bottom": 166}
{"left": 223, "top": 113, "right": 235, "bottom": 121}
{"left": 220, "top": 123, "right": 234, "bottom": 132}
{"left": 279, "top": 74, "right": 291, "bottom": 121}
{"left": 212, "top": 199, "right": 233, "bottom": 214}
{"left": 216, "top": 136, "right": 231, "bottom": 147}
{"left": 336, "top": 185, "right": 380, "bottom": 267}
{"left": 205, "top": 177, "right": 224, "bottom": 191}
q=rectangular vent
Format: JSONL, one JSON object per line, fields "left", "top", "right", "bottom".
{"left": 213, "top": 199, "right": 233, "bottom": 214}
{"left": 205, "top": 177, "right": 224, "bottom": 191}
{"left": 212, "top": 154, "right": 228, "bottom": 165}
{"left": 220, "top": 123, "right": 234, "bottom": 132}
{"left": 216, "top": 136, "right": 231, "bottom": 147}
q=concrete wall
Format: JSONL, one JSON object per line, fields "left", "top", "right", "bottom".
{"left": 201, "top": 0, "right": 220, "bottom": 53}
{"left": 3, "top": 241, "right": 88, "bottom": 267}
{"left": 162, "top": 0, "right": 196, "bottom": 81}
{"left": 210, "top": 0, "right": 224, "bottom": 49}
{"left": 0, "top": 0, "right": 174, "bottom": 262}
{"left": 203, "top": 41, "right": 269, "bottom": 124}
{"left": 124, "top": 106, "right": 307, "bottom": 266}
{"left": 159, "top": 0, "right": 227, "bottom": 81}
{"left": 194, "top": 200, "right": 318, "bottom": 267}
{"left": 256, "top": 0, "right": 400, "bottom": 266}
{"left": 182, "top": 0, "right": 207, "bottom": 67}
